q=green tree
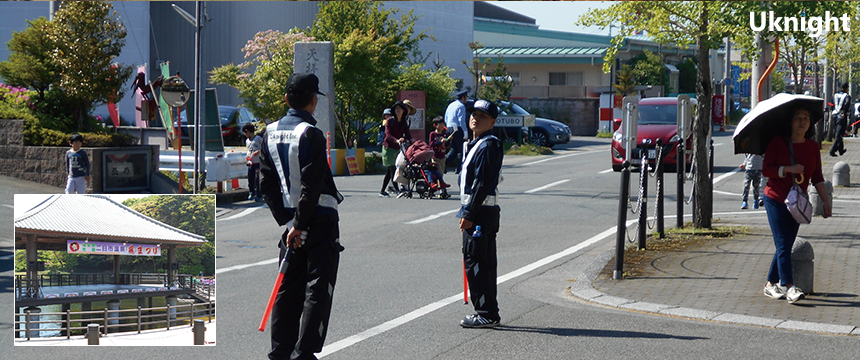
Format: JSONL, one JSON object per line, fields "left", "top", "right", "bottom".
{"left": 627, "top": 50, "right": 670, "bottom": 93}
{"left": 124, "top": 196, "right": 215, "bottom": 276}
{"left": 615, "top": 64, "right": 636, "bottom": 97}
{"left": 307, "top": 1, "right": 435, "bottom": 148}
{"left": 45, "top": 1, "right": 134, "bottom": 131}
{"left": 210, "top": 29, "right": 316, "bottom": 123}
{"left": 390, "top": 63, "right": 457, "bottom": 136}
{"left": 0, "top": 17, "right": 61, "bottom": 101}
{"left": 477, "top": 56, "right": 514, "bottom": 102}
{"left": 579, "top": 1, "right": 745, "bottom": 229}
{"left": 675, "top": 57, "right": 697, "bottom": 94}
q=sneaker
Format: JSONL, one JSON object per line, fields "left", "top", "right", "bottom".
{"left": 741, "top": 201, "right": 748, "bottom": 209}
{"left": 248, "top": 194, "right": 255, "bottom": 201}
{"left": 753, "top": 200, "right": 759, "bottom": 209}
{"left": 763, "top": 283, "right": 786, "bottom": 299}
{"left": 255, "top": 196, "right": 263, "bottom": 202}
{"left": 786, "top": 286, "right": 805, "bottom": 303}
{"left": 379, "top": 191, "right": 390, "bottom": 198}
{"left": 758, "top": 199, "right": 764, "bottom": 207}
{"left": 397, "top": 191, "right": 409, "bottom": 199}
{"left": 839, "top": 148, "right": 847, "bottom": 156}
{"left": 459, "top": 314, "right": 499, "bottom": 328}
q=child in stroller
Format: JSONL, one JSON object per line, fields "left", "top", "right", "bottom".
{"left": 395, "top": 140, "right": 451, "bottom": 199}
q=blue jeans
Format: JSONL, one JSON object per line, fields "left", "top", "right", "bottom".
{"left": 764, "top": 195, "right": 800, "bottom": 286}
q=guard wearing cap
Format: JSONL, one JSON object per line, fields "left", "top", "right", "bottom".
{"left": 457, "top": 99, "right": 503, "bottom": 328}
{"left": 260, "top": 72, "right": 344, "bottom": 360}
{"left": 445, "top": 90, "right": 469, "bottom": 174}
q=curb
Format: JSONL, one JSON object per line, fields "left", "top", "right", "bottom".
{"left": 568, "top": 248, "right": 860, "bottom": 336}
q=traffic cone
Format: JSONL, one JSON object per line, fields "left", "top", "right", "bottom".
{"left": 232, "top": 178, "right": 240, "bottom": 190}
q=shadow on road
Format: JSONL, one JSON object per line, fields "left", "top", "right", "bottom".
{"left": 493, "top": 325, "right": 709, "bottom": 340}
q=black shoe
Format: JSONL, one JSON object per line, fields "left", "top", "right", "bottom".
{"left": 839, "top": 148, "right": 846, "bottom": 156}
{"left": 459, "top": 314, "right": 499, "bottom": 328}
{"left": 379, "top": 191, "right": 390, "bottom": 198}
{"left": 830, "top": 152, "right": 838, "bottom": 157}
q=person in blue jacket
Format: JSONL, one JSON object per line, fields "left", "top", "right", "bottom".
{"left": 457, "top": 99, "right": 503, "bottom": 328}
{"left": 65, "top": 133, "right": 90, "bottom": 194}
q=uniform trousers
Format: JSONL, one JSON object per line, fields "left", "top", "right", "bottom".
{"left": 269, "top": 221, "right": 342, "bottom": 360}
{"left": 462, "top": 206, "right": 500, "bottom": 321}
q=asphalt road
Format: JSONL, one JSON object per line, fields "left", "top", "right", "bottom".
{"left": 5, "top": 131, "right": 859, "bottom": 358}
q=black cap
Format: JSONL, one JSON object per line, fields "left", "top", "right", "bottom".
{"left": 287, "top": 73, "right": 326, "bottom": 96}
{"left": 454, "top": 90, "right": 468, "bottom": 99}
{"left": 467, "top": 99, "right": 499, "bottom": 119}
{"left": 841, "top": 83, "right": 850, "bottom": 90}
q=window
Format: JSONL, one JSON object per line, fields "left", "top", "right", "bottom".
{"left": 549, "top": 72, "right": 566, "bottom": 86}
{"left": 568, "top": 72, "right": 583, "bottom": 86}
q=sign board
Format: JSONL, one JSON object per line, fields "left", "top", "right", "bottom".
{"left": 713, "top": 95, "right": 724, "bottom": 125}
{"left": 345, "top": 155, "right": 361, "bottom": 175}
{"left": 184, "top": 88, "right": 225, "bottom": 153}
{"left": 67, "top": 240, "right": 161, "bottom": 256}
{"left": 495, "top": 114, "right": 536, "bottom": 127}
{"left": 102, "top": 149, "right": 151, "bottom": 192}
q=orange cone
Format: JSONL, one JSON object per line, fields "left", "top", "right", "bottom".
{"left": 232, "top": 178, "right": 240, "bottom": 189}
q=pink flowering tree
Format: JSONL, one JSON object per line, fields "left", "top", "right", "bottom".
{"left": 210, "top": 29, "right": 315, "bottom": 124}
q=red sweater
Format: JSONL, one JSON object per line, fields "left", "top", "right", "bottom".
{"left": 762, "top": 137, "right": 824, "bottom": 202}
{"left": 383, "top": 118, "right": 412, "bottom": 150}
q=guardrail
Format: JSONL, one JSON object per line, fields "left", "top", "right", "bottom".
{"left": 159, "top": 150, "right": 247, "bottom": 182}
{"left": 15, "top": 301, "right": 215, "bottom": 340}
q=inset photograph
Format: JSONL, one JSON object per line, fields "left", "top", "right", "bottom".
{"left": 13, "top": 194, "right": 215, "bottom": 346}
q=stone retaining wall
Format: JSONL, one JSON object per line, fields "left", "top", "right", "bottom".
{"left": 0, "top": 119, "right": 159, "bottom": 193}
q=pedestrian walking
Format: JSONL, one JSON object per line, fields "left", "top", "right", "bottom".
{"left": 65, "top": 133, "right": 90, "bottom": 194}
{"left": 243, "top": 123, "right": 263, "bottom": 201}
{"left": 379, "top": 100, "right": 413, "bottom": 197}
{"left": 739, "top": 153, "right": 763, "bottom": 209}
{"left": 445, "top": 90, "right": 469, "bottom": 174}
{"left": 829, "top": 83, "right": 851, "bottom": 157}
{"left": 761, "top": 107, "right": 830, "bottom": 304}
{"left": 260, "top": 72, "right": 344, "bottom": 360}
{"left": 457, "top": 99, "right": 503, "bottom": 328}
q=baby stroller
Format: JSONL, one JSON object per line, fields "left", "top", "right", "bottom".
{"left": 395, "top": 140, "right": 451, "bottom": 199}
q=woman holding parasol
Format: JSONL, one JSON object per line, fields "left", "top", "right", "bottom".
{"left": 757, "top": 103, "right": 831, "bottom": 304}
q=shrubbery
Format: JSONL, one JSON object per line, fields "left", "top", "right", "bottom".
{"left": 3, "top": 82, "right": 138, "bottom": 147}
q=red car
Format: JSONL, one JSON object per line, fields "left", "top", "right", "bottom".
{"left": 610, "top": 97, "right": 693, "bottom": 172}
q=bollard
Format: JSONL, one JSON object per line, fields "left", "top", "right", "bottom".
{"left": 637, "top": 146, "right": 648, "bottom": 251}
{"left": 809, "top": 180, "right": 833, "bottom": 216}
{"left": 193, "top": 319, "right": 206, "bottom": 345}
{"left": 87, "top": 324, "right": 99, "bottom": 345}
{"left": 791, "top": 237, "right": 814, "bottom": 294}
{"left": 614, "top": 161, "right": 631, "bottom": 280}
{"left": 832, "top": 161, "right": 850, "bottom": 187}
{"left": 676, "top": 142, "right": 684, "bottom": 228}
{"left": 655, "top": 139, "right": 664, "bottom": 238}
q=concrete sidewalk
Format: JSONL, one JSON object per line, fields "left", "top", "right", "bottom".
{"left": 14, "top": 319, "right": 216, "bottom": 346}
{"left": 571, "top": 136, "right": 860, "bottom": 336}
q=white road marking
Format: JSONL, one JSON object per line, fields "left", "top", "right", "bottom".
{"left": 318, "top": 222, "right": 625, "bottom": 358}
{"left": 524, "top": 179, "right": 570, "bottom": 194}
{"left": 219, "top": 205, "right": 266, "bottom": 221}
{"left": 713, "top": 167, "right": 741, "bottom": 184}
{"left": 521, "top": 150, "right": 602, "bottom": 166}
{"left": 215, "top": 257, "right": 279, "bottom": 274}
{"left": 2, "top": 204, "right": 13, "bottom": 209}
{"left": 599, "top": 168, "right": 614, "bottom": 174}
{"left": 405, "top": 209, "right": 459, "bottom": 224}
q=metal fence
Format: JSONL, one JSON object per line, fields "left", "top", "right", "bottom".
{"left": 14, "top": 301, "right": 215, "bottom": 340}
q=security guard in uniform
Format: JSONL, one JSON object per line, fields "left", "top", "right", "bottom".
{"left": 260, "top": 73, "right": 344, "bottom": 360}
{"left": 457, "top": 99, "right": 503, "bottom": 328}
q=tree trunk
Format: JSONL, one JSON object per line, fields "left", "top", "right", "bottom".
{"left": 693, "top": 6, "right": 712, "bottom": 229}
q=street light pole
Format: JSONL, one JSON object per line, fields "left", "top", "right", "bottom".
{"left": 193, "top": 2, "right": 205, "bottom": 194}
{"left": 173, "top": 2, "right": 206, "bottom": 193}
